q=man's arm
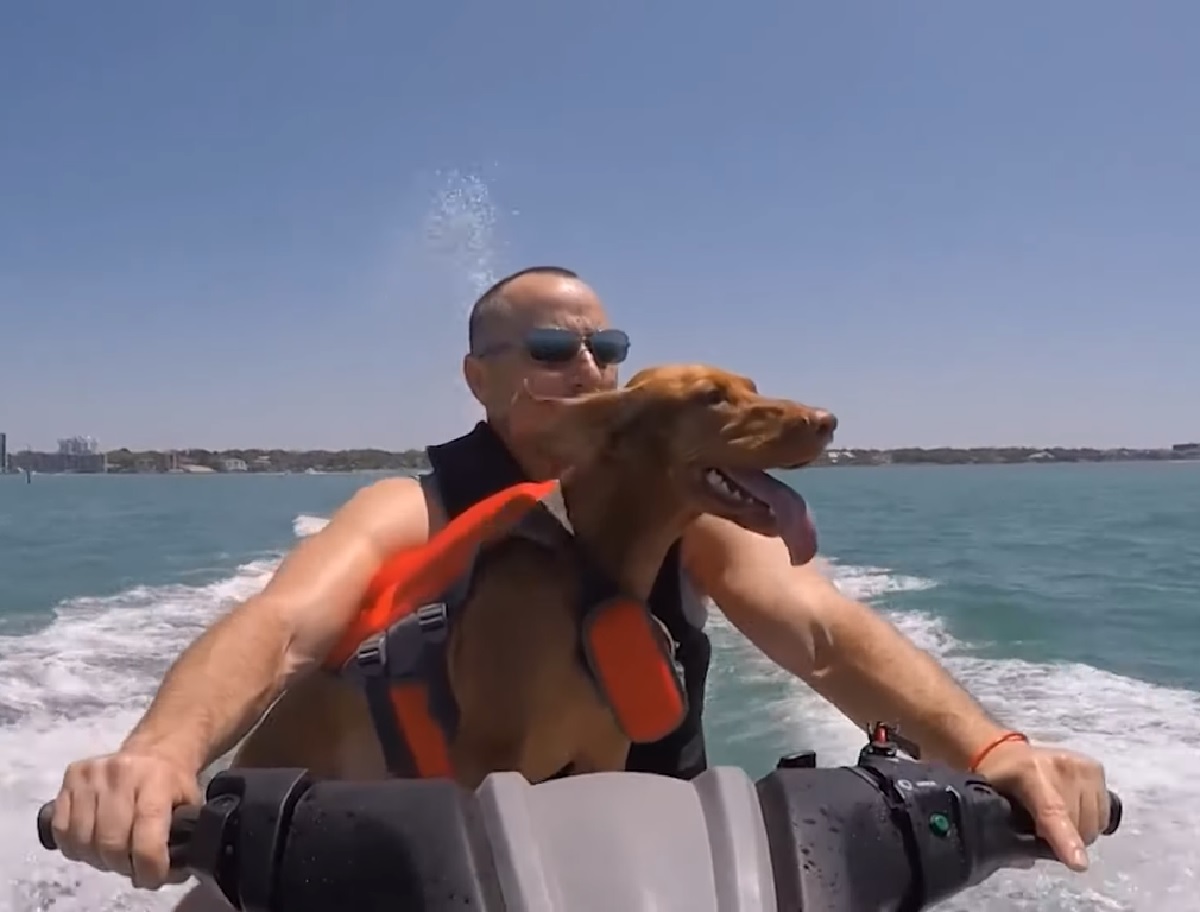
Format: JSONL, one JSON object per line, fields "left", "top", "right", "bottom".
{"left": 121, "top": 476, "right": 437, "bottom": 775}
{"left": 682, "top": 516, "right": 1006, "bottom": 768}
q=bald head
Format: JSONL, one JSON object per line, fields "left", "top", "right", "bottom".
{"left": 468, "top": 266, "right": 585, "bottom": 353}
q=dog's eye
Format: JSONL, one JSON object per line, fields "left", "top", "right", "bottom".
{"left": 693, "top": 386, "right": 727, "bottom": 405}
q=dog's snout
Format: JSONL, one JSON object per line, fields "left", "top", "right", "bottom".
{"left": 809, "top": 409, "right": 837, "bottom": 436}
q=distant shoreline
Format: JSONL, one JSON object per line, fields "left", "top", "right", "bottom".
{"left": 5, "top": 443, "right": 1198, "bottom": 476}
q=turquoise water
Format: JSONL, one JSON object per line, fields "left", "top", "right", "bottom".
{"left": 1, "top": 464, "right": 1197, "bottom": 911}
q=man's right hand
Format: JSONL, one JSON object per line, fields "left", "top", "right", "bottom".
{"left": 48, "top": 750, "right": 200, "bottom": 890}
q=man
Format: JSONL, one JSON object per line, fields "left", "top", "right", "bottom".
{"left": 49, "top": 266, "right": 1110, "bottom": 901}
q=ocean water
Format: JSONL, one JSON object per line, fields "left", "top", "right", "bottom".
{"left": 0, "top": 463, "right": 1197, "bottom": 912}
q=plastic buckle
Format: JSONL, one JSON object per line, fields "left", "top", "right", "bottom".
{"left": 354, "top": 634, "right": 386, "bottom": 677}
{"left": 415, "top": 602, "right": 449, "bottom": 641}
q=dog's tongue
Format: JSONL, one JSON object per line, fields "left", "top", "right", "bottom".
{"left": 724, "top": 469, "right": 818, "bottom": 565}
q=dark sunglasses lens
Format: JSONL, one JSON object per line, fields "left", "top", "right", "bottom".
{"left": 587, "top": 329, "right": 630, "bottom": 365}
{"left": 525, "top": 328, "right": 581, "bottom": 363}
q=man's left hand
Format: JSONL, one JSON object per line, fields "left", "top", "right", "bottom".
{"left": 975, "top": 738, "right": 1110, "bottom": 872}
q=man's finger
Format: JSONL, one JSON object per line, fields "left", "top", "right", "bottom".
{"left": 1080, "top": 785, "right": 1107, "bottom": 846}
{"left": 1042, "top": 811, "right": 1088, "bottom": 872}
{"left": 49, "top": 793, "right": 71, "bottom": 854}
{"left": 129, "top": 795, "right": 173, "bottom": 890}
{"left": 1028, "top": 782, "right": 1089, "bottom": 872}
{"left": 65, "top": 787, "right": 101, "bottom": 868}
{"left": 94, "top": 787, "right": 136, "bottom": 878}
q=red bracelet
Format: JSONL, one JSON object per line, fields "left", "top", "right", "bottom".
{"left": 968, "top": 731, "right": 1030, "bottom": 772}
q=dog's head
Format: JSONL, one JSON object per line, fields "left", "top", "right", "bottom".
{"left": 512, "top": 364, "right": 836, "bottom": 564}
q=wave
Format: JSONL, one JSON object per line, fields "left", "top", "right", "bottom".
{"left": 0, "top": 518, "right": 1193, "bottom": 910}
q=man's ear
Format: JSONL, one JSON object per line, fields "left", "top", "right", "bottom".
{"left": 511, "top": 384, "right": 640, "bottom": 469}
{"left": 463, "top": 354, "right": 487, "bottom": 404}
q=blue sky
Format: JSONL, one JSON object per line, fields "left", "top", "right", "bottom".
{"left": 2, "top": 1, "right": 1196, "bottom": 451}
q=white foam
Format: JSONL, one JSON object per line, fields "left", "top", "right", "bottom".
{"left": 706, "top": 561, "right": 1199, "bottom": 911}
{"left": 0, "top": 524, "right": 1193, "bottom": 911}
{"left": 1, "top": 557, "right": 280, "bottom": 912}
{"left": 292, "top": 513, "right": 330, "bottom": 538}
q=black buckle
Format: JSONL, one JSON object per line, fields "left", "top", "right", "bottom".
{"left": 415, "top": 602, "right": 449, "bottom": 641}
{"left": 354, "top": 635, "right": 386, "bottom": 677}
{"left": 352, "top": 604, "right": 448, "bottom": 682}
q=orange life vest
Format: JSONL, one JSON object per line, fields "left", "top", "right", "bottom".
{"left": 321, "top": 479, "right": 689, "bottom": 780}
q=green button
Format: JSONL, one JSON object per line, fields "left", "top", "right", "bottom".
{"left": 928, "top": 813, "right": 951, "bottom": 837}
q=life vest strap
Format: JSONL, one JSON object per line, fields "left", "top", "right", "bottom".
{"left": 358, "top": 668, "right": 421, "bottom": 778}
{"left": 344, "top": 601, "right": 456, "bottom": 778}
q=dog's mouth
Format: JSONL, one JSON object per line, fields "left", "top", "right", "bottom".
{"left": 696, "top": 466, "right": 817, "bottom": 565}
{"left": 702, "top": 468, "right": 772, "bottom": 513}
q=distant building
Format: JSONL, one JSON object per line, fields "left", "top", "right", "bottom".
{"left": 1172, "top": 442, "right": 1199, "bottom": 454}
{"left": 11, "top": 435, "right": 107, "bottom": 474}
{"left": 222, "top": 457, "right": 248, "bottom": 473}
{"left": 57, "top": 435, "right": 100, "bottom": 456}
{"left": 0, "top": 431, "right": 7, "bottom": 473}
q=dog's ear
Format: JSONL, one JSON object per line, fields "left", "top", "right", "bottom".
{"left": 512, "top": 384, "right": 642, "bottom": 469}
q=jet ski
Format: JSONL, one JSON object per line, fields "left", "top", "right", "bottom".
{"left": 37, "top": 724, "right": 1121, "bottom": 912}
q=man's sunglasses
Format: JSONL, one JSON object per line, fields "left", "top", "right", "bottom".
{"left": 476, "top": 327, "right": 631, "bottom": 367}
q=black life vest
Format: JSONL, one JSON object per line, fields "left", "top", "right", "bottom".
{"left": 426, "top": 420, "right": 713, "bottom": 780}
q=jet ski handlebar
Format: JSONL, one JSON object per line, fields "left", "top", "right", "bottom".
{"left": 37, "top": 724, "right": 1121, "bottom": 912}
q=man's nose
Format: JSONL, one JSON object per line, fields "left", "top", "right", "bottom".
{"left": 566, "top": 346, "right": 605, "bottom": 390}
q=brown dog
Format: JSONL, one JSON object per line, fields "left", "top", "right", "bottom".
{"left": 230, "top": 364, "right": 835, "bottom": 788}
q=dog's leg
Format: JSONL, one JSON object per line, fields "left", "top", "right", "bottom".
{"left": 569, "top": 732, "right": 631, "bottom": 775}
{"left": 564, "top": 686, "right": 632, "bottom": 775}
{"left": 232, "top": 672, "right": 388, "bottom": 781}
{"left": 450, "top": 730, "right": 527, "bottom": 790}
{"left": 449, "top": 541, "right": 587, "bottom": 788}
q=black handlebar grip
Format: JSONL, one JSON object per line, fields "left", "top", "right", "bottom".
{"left": 37, "top": 800, "right": 202, "bottom": 868}
{"left": 1103, "top": 791, "right": 1123, "bottom": 836}
{"left": 36, "top": 802, "right": 56, "bottom": 852}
